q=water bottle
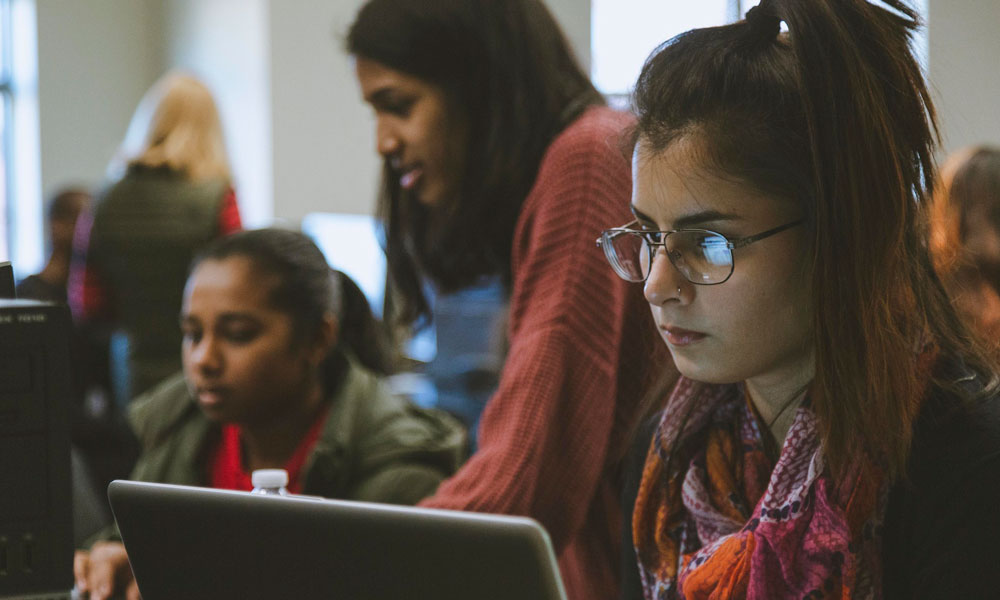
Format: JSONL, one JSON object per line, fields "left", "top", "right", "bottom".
{"left": 250, "top": 468, "right": 289, "bottom": 495}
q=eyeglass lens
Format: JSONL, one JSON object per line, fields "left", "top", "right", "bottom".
{"left": 606, "top": 230, "right": 734, "bottom": 284}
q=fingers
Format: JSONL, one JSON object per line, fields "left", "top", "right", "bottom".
{"left": 86, "top": 542, "right": 131, "bottom": 600}
{"left": 126, "top": 577, "right": 142, "bottom": 600}
{"left": 73, "top": 550, "right": 90, "bottom": 592}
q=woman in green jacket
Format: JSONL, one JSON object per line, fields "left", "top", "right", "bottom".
{"left": 74, "top": 228, "right": 466, "bottom": 600}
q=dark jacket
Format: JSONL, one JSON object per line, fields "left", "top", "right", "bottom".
{"left": 87, "top": 360, "right": 466, "bottom": 549}
{"left": 88, "top": 165, "right": 229, "bottom": 400}
{"left": 124, "top": 361, "right": 467, "bottom": 504}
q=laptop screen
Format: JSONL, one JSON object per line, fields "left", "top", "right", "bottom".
{"left": 109, "top": 481, "right": 567, "bottom": 600}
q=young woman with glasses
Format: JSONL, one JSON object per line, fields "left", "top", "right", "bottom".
{"left": 601, "top": 1, "right": 1000, "bottom": 598}
{"left": 347, "top": 1, "right": 663, "bottom": 598}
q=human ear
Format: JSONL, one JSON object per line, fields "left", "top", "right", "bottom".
{"left": 308, "top": 314, "right": 339, "bottom": 366}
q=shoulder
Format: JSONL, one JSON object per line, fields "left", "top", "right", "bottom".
{"left": 517, "top": 107, "right": 634, "bottom": 237}
{"left": 883, "top": 368, "right": 1000, "bottom": 596}
{"left": 547, "top": 106, "right": 633, "bottom": 154}
{"left": 533, "top": 106, "right": 633, "bottom": 183}
{"left": 906, "top": 372, "right": 1000, "bottom": 489}
{"left": 322, "top": 362, "right": 466, "bottom": 466}
{"left": 101, "top": 168, "right": 226, "bottom": 201}
{"left": 15, "top": 275, "right": 62, "bottom": 303}
{"left": 128, "top": 372, "right": 200, "bottom": 449}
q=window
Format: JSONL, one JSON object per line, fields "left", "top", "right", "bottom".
{"left": 3, "top": 0, "right": 41, "bottom": 278}
{"left": 591, "top": 0, "right": 928, "bottom": 101}
{"left": 0, "top": 0, "right": 11, "bottom": 261}
{"left": 591, "top": 0, "right": 748, "bottom": 98}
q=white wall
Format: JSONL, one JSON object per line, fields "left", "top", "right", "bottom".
{"left": 926, "top": 0, "right": 1000, "bottom": 158}
{"left": 36, "top": 1, "right": 163, "bottom": 195}
{"left": 546, "top": 0, "right": 591, "bottom": 71}
{"left": 162, "top": 0, "right": 272, "bottom": 227}
{"left": 269, "top": 0, "right": 378, "bottom": 223}
{"left": 31, "top": 0, "right": 163, "bottom": 273}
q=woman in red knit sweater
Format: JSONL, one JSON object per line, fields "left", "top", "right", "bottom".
{"left": 348, "top": 1, "right": 665, "bottom": 598}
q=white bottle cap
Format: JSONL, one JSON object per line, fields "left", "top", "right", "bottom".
{"left": 251, "top": 468, "right": 289, "bottom": 489}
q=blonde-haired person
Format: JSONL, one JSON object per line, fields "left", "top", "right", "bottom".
{"left": 70, "top": 71, "right": 242, "bottom": 407}
{"left": 930, "top": 146, "right": 1000, "bottom": 350}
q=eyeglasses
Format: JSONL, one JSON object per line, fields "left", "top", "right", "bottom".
{"left": 596, "top": 219, "right": 803, "bottom": 284}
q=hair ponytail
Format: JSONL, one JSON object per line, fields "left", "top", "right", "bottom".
{"left": 744, "top": 0, "right": 781, "bottom": 40}
{"left": 332, "top": 271, "right": 395, "bottom": 376}
{"left": 777, "top": 0, "right": 944, "bottom": 479}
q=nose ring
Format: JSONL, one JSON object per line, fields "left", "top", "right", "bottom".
{"left": 677, "top": 286, "right": 681, "bottom": 295}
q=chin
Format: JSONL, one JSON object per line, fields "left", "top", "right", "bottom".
{"left": 670, "top": 352, "right": 743, "bottom": 385}
{"left": 196, "top": 402, "right": 229, "bottom": 423}
{"left": 412, "top": 183, "right": 442, "bottom": 208}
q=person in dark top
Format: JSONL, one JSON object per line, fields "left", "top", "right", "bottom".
{"left": 69, "top": 71, "right": 242, "bottom": 407}
{"left": 16, "top": 187, "right": 91, "bottom": 303}
{"left": 597, "top": 0, "right": 1000, "bottom": 597}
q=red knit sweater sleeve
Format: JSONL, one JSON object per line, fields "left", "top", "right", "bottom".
{"left": 420, "top": 109, "right": 638, "bottom": 551}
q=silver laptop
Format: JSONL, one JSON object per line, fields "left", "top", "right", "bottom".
{"left": 108, "top": 480, "right": 568, "bottom": 600}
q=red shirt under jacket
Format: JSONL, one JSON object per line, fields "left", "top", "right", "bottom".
{"left": 209, "top": 403, "right": 329, "bottom": 494}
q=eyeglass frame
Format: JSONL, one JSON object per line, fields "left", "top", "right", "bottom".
{"left": 595, "top": 218, "right": 804, "bottom": 285}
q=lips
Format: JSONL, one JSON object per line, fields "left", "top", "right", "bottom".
{"left": 399, "top": 167, "right": 423, "bottom": 190}
{"left": 195, "top": 385, "right": 229, "bottom": 407}
{"left": 660, "top": 325, "right": 707, "bottom": 346}
{"left": 390, "top": 157, "right": 423, "bottom": 191}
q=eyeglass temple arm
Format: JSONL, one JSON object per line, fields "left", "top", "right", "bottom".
{"left": 595, "top": 219, "right": 641, "bottom": 248}
{"left": 729, "top": 219, "right": 803, "bottom": 249}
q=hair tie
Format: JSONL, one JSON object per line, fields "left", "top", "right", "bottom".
{"left": 745, "top": 0, "right": 781, "bottom": 40}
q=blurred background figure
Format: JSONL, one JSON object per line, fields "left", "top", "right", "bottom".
{"left": 69, "top": 71, "right": 242, "bottom": 409}
{"left": 14, "top": 186, "right": 124, "bottom": 550}
{"left": 930, "top": 146, "right": 1000, "bottom": 348}
{"left": 16, "top": 187, "right": 91, "bottom": 302}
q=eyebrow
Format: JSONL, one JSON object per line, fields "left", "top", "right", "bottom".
{"left": 364, "top": 87, "right": 403, "bottom": 106}
{"left": 217, "top": 313, "right": 259, "bottom": 325}
{"left": 630, "top": 205, "right": 743, "bottom": 230}
{"left": 179, "top": 313, "right": 259, "bottom": 327}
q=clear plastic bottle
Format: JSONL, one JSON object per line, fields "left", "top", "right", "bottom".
{"left": 250, "top": 468, "right": 289, "bottom": 495}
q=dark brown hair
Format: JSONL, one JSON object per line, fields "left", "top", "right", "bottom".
{"left": 347, "top": 0, "right": 604, "bottom": 327}
{"left": 633, "top": 0, "right": 996, "bottom": 478}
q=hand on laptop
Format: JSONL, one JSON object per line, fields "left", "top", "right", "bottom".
{"left": 74, "top": 541, "right": 141, "bottom": 600}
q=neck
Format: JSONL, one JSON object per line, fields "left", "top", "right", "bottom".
{"left": 39, "top": 251, "right": 71, "bottom": 286}
{"left": 239, "top": 379, "right": 326, "bottom": 472}
{"left": 744, "top": 348, "right": 815, "bottom": 447}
